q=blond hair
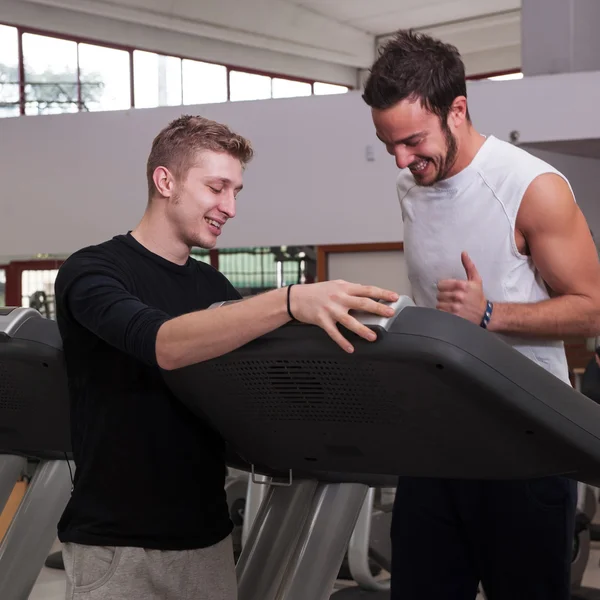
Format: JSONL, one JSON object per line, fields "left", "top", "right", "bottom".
{"left": 146, "top": 115, "right": 254, "bottom": 200}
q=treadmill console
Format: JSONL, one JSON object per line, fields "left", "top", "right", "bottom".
{"left": 0, "top": 307, "right": 41, "bottom": 337}
{"left": 350, "top": 295, "right": 414, "bottom": 332}
{"left": 208, "top": 295, "right": 415, "bottom": 333}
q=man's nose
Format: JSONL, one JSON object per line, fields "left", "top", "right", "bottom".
{"left": 219, "top": 194, "right": 236, "bottom": 219}
{"left": 395, "top": 147, "right": 415, "bottom": 170}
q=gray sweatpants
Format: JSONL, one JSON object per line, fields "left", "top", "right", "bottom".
{"left": 62, "top": 535, "right": 237, "bottom": 600}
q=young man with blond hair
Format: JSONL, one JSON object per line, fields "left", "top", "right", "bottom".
{"left": 55, "top": 115, "right": 398, "bottom": 600}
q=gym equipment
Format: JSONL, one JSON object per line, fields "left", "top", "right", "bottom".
{"left": 162, "top": 296, "right": 600, "bottom": 600}
{"left": 225, "top": 467, "right": 249, "bottom": 561}
{"left": 0, "top": 307, "right": 72, "bottom": 600}
{"left": 572, "top": 482, "right": 596, "bottom": 590}
{"left": 0, "top": 298, "right": 599, "bottom": 599}
{"left": 342, "top": 487, "right": 391, "bottom": 589}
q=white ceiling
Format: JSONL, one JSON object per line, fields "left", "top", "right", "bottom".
{"left": 288, "top": 0, "right": 520, "bottom": 36}
{"left": 20, "top": 0, "right": 522, "bottom": 73}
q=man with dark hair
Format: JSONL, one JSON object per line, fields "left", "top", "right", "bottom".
{"left": 54, "top": 114, "right": 399, "bottom": 600}
{"left": 363, "top": 29, "right": 600, "bottom": 600}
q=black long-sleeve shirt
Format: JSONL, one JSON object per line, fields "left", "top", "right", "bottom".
{"left": 54, "top": 232, "right": 241, "bottom": 549}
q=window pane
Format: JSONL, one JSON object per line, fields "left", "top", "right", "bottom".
{"left": 487, "top": 72, "right": 523, "bottom": 81}
{"left": 21, "top": 269, "right": 59, "bottom": 319}
{"left": 23, "top": 33, "right": 78, "bottom": 116}
{"left": 314, "top": 82, "right": 348, "bottom": 95}
{"left": 272, "top": 78, "right": 311, "bottom": 99}
{"left": 182, "top": 59, "right": 227, "bottom": 105}
{"left": 230, "top": 71, "right": 271, "bottom": 102}
{"left": 134, "top": 50, "right": 182, "bottom": 108}
{"left": 79, "top": 43, "right": 130, "bottom": 112}
{"left": 0, "top": 25, "right": 19, "bottom": 117}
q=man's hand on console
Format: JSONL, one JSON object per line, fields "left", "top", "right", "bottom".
{"left": 289, "top": 280, "right": 399, "bottom": 353}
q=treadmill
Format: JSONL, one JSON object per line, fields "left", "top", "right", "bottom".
{"left": 0, "top": 298, "right": 599, "bottom": 599}
{"left": 0, "top": 307, "right": 72, "bottom": 600}
{"left": 161, "top": 296, "right": 600, "bottom": 600}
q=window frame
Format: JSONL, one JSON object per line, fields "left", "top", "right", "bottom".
{"left": 0, "top": 21, "right": 353, "bottom": 115}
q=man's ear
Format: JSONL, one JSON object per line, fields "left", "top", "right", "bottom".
{"left": 448, "top": 96, "right": 468, "bottom": 128}
{"left": 152, "top": 166, "right": 175, "bottom": 198}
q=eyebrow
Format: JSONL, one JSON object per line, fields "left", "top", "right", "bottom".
{"left": 376, "top": 130, "right": 428, "bottom": 145}
{"left": 206, "top": 176, "right": 243, "bottom": 192}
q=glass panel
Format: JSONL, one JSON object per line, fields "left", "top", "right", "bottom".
{"left": 0, "top": 105, "right": 19, "bottom": 118}
{"left": 79, "top": 43, "right": 130, "bottom": 112}
{"left": 218, "top": 248, "right": 278, "bottom": 291}
{"left": 134, "top": 50, "right": 182, "bottom": 108}
{"left": 229, "top": 70, "right": 271, "bottom": 102}
{"left": 272, "top": 78, "right": 311, "bottom": 99}
{"left": 191, "top": 250, "right": 211, "bottom": 265}
{"left": 182, "top": 59, "right": 227, "bottom": 105}
{"left": 0, "top": 25, "right": 19, "bottom": 118}
{"left": 0, "top": 269, "right": 5, "bottom": 306}
{"left": 23, "top": 33, "right": 78, "bottom": 115}
{"left": 313, "top": 82, "right": 348, "bottom": 95}
{"left": 487, "top": 72, "right": 523, "bottom": 81}
{"left": 21, "top": 268, "right": 59, "bottom": 319}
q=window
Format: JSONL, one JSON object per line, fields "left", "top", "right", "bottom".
{"left": 0, "top": 269, "right": 5, "bottom": 306}
{"left": 272, "top": 77, "right": 311, "bottom": 99}
{"left": 313, "top": 82, "right": 348, "bottom": 95}
{"left": 191, "top": 250, "right": 211, "bottom": 265}
{"left": 79, "top": 43, "right": 130, "bottom": 111}
{"left": 134, "top": 50, "right": 182, "bottom": 108}
{"left": 183, "top": 59, "right": 227, "bottom": 105}
{"left": 1, "top": 23, "right": 354, "bottom": 117}
{"left": 229, "top": 70, "right": 271, "bottom": 102}
{"left": 0, "top": 25, "right": 19, "bottom": 117}
{"left": 21, "top": 268, "right": 59, "bottom": 319}
{"left": 23, "top": 33, "right": 78, "bottom": 115}
{"left": 487, "top": 72, "right": 523, "bottom": 81}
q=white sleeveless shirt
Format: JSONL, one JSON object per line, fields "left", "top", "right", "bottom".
{"left": 397, "top": 134, "right": 571, "bottom": 384}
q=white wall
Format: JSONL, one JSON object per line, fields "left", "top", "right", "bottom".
{"left": 328, "top": 251, "right": 412, "bottom": 296}
{"left": 0, "top": 92, "right": 401, "bottom": 258}
{"left": 1, "top": 71, "right": 600, "bottom": 260}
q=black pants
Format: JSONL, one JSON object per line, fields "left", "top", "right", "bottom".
{"left": 390, "top": 476, "right": 577, "bottom": 600}
{"left": 581, "top": 358, "right": 600, "bottom": 404}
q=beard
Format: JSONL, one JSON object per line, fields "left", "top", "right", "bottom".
{"left": 436, "top": 119, "right": 459, "bottom": 183}
{"left": 416, "top": 119, "right": 459, "bottom": 187}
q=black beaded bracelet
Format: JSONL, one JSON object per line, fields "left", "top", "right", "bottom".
{"left": 287, "top": 284, "right": 296, "bottom": 321}
{"left": 480, "top": 300, "right": 493, "bottom": 329}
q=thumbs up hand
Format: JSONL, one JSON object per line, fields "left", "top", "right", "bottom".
{"left": 436, "top": 252, "right": 487, "bottom": 324}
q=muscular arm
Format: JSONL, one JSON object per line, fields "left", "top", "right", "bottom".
{"left": 488, "top": 173, "right": 600, "bottom": 337}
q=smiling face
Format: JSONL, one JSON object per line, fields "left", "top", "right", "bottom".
{"left": 154, "top": 150, "right": 244, "bottom": 249}
{"left": 372, "top": 98, "right": 461, "bottom": 186}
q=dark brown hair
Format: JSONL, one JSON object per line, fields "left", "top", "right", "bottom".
{"left": 146, "top": 115, "right": 254, "bottom": 200}
{"left": 362, "top": 29, "right": 470, "bottom": 122}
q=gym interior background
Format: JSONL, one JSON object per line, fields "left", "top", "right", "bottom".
{"left": 2, "top": 0, "right": 600, "bottom": 598}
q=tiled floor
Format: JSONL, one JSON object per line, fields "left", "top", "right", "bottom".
{"left": 27, "top": 541, "right": 600, "bottom": 600}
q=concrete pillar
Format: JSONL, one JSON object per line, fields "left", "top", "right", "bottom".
{"left": 521, "top": 0, "right": 600, "bottom": 76}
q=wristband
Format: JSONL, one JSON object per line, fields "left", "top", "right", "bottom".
{"left": 287, "top": 284, "right": 296, "bottom": 321}
{"left": 480, "top": 300, "right": 493, "bottom": 329}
